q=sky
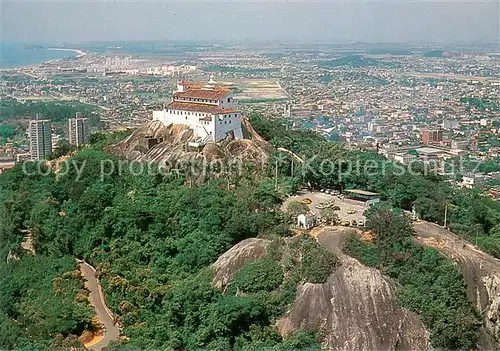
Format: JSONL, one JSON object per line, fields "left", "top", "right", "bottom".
{"left": 1, "top": 0, "right": 499, "bottom": 44}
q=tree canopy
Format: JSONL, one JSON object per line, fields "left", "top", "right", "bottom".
{"left": 0, "top": 113, "right": 498, "bottom": 349}
{"left": 344, "top": 204, "right": 481, "bottom": 349}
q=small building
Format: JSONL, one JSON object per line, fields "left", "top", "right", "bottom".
{"left": 488, "top": 186, "right": 500, "bottom": 200}
{"left": 462, "top": 176, "right": 475, "bottom": 189}
{"left": 393, "top": 152, "right": 417, "bottom": 165}
{"left": 344, "top": 189, "right": 381, "bottom": 205}
{"left": 0, "top": 161, "right": 15, "bottom": 175}
{"left": 51, "top": 134, "right": 61, "bottom": 149}
{"left": 297, "top": 213, "right": 315, "bottom": 230}
{"left": 462, "top": 174, "right": 487, "bottom": 189}
{"left": 451, "top": 139, "right": 469, "bottom": 150}
{"left": 16, "top": 153, "right": 31, "bottom": 163}
{"left": 415, "top": 147, "right": 443, "bottom": 161}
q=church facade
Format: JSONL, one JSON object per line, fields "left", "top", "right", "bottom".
{"left": 152, "top": 79, "right": 244, "bottom": 143}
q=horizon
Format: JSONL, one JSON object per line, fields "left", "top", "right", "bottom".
{"left": 2, "top": 1, "right": 499, "bottom": 45}
{"left": 2, "top": 40, "right": 499, "bottom": 48}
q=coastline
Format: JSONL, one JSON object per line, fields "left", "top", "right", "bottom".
{"left": 40, "top": 48, "right": 88, "bottom": 66}
{"left": 46, "top": 47, "right": 88, "bottom": 58}
{"left": 0, "top": 45, "right": 88, "bottom": 70}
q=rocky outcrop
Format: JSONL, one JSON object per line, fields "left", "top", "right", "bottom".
{"left": 413, "top": 221, "right": 500, "bottom": 347}
{"left": 107, "top": 119, "right": 272, "bottom": 176}
{"left": 212, "top": 238, "right": 270, "bottom": 290}
{"left": 212, "top": 233, "right": 431, "bottom": 350}
{"left": 209, "top": 222, "right": 500, "bottom": 349}
{"left": 277, "top": 230, "right": 431, "bottom": 350}
{"left": 277, "top": 256, "right": 430, "bottom": 350}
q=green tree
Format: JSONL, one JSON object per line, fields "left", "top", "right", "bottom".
{"left": 364, "top": 202, "right": 413, "bottom": 267}
{"left": 319, "top": 206, "right": 340, "bottom": 225}
{"left": 285, "top": 201, "right": 309, "bottom": 219}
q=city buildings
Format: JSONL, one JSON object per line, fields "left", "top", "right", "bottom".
{"left": 29, "top": 118, "right": 52, "bottom": 161}
{"left": 68, "top": 113, "right": 90, "bottom": 147}
{"left": 421, "top": 128, "right": 444, "bottom": 145}
{"left": 443, "top": 119, "right": 459, "bottom": 129}
{"left": 152, "top": 79, "right": 243, "bottom": 143}
{"left": 451, "top": 139, "right": 469, "bottom": 150}
{"left": 393, "top": 152, "right": 417, "bottom": 165}
{"left": 1, "top": 44, "right": 498, "bottom": 197}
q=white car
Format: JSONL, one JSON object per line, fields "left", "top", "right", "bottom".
{"left": 357, "top": 220, "right": 365, "bottom": 226}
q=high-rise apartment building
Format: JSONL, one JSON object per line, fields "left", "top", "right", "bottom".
{"left": 421, "top": 128, "right": 443, "bottom": 145}
{"left": 68, "top": 113, "right": 89, "bottom": 147}
{"left": 29, "top": 117, "right": 52, "bottom": 161}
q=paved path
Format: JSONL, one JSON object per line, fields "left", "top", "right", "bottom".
{"left": 78, "top": 261, "right": 120, "bottom": 351}
{"left": 413, "top": 220, "right": 500, "bottom": 271}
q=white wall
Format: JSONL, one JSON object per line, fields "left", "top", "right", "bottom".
{"left": 152, "top": 110, "right": 168, "bottom": 124}
{"left": 217, "top": 92, "right": 236, "bottom": 109}
{"left": 152, "top": 102, "right": 243, "bottom": 142}
{"left": 214, "top": 112, "right": 243, "bottom": 141}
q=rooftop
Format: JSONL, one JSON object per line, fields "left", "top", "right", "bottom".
{"left": 344, "top": 189, "right": 380, "bottom": 196}
{"left": 167, "top": 101, "right": 239, "bottom": 115}
{"left": 174, "top": 87, "right": 231, "bottom": 100}
{"left": 415, "top": 147, "right": 443, "bottom": 155}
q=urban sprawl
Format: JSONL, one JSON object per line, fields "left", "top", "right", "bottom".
{"left": 0, "top": 44, "right": 498, "bottom": 199}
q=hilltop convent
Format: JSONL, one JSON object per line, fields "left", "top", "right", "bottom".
{"left": 152, "top": 79, "right": 243, "bottom": 143}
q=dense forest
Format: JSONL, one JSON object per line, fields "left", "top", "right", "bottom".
{"left": 0, "top": 255, "right": 93, "bottom": 349}
{"left": 0, "top": 114, "right": 499, "bottom": 349}
{"left": 0, "top": 99, "right": 98, "bottom": 123}
{"left": 250, "top": 114, "right": 500, "bottom": 259}
{"left": 0, "top": 143, "right": 324, "bottom": 349}
{"left": 344, "top": 204, "right": 480, "bottom": 349}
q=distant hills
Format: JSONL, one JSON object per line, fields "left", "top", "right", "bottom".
{"left": 319, "top": 55, "right": 399, "bottom": 68}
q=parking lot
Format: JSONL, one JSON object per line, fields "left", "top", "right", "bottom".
{"left": 283, "top": 191, "right": 367, "bottom": 227}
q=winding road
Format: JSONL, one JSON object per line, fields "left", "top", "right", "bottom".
{"left": 78, "top": 260, "right": 120, "bottom": 351}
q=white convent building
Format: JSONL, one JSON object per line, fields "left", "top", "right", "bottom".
{"left": 152, "top": 79, "right": 243, "bottom": 143}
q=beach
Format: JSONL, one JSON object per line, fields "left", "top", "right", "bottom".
{"left": 46, "top": 47, "right": 88, "bottom": 58}
{"left": 0, "top": 44, "right": 87, "bottom": 69}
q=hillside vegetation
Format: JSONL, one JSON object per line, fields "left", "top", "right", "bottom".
{"left": 344, "top": 204, "right": 481, "bottom": 349}
{"left": 0, "top": 115, "right": 498, "bottom": 349}
{"left": 0, "top": 147, "right": 323, "bottom": 349}
{"left": 250, "top": 114, "right": 500, "bottom": 259}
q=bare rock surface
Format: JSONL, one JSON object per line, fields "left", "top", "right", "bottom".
{"left": 277, "top": 228, "right": 431, "bottom": 350}
{"left": 212, "top": 238, "right": 270, "bottom": 290}
{"left": 413, "top": 221, "right": 500, "bottom": 347}
{"left": 107, "top": 118, "right": 271, "bottom": 172}
{"left": 212, "top": 229, "right": 431, "bottom": 350}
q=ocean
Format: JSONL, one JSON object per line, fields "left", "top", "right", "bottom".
{"left": 0, "top": 43, "right": 78, "bottom": 69}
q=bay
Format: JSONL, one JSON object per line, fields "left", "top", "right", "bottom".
{"left": 0, "top": 43, "right": 77, "bottom": 69}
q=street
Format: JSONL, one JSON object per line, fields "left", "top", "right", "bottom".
{"left": 79, "top": 261, "right": 120, "bottom": 351}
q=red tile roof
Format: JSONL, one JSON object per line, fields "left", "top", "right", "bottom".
{"left": 167, "top": 101, "right": 239, "bottom": 115}
{"left": 174, "top": 88, "right": 230, "bottom": 100}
